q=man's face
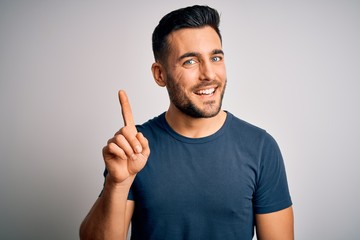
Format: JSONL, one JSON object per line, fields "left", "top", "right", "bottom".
{"left": 163, "top": 26, "right": 227, "bottom": 118}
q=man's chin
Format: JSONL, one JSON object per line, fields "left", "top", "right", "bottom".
{"left": 182, "top": 105, "right": 222, "bottom": 118}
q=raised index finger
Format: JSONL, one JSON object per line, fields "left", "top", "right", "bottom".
{"left": 118, "top": 90, "right": 135, "bottom": 127}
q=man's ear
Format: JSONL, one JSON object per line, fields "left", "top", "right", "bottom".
{"left": 151, "top": 62, "right": 166, "bottom": 87}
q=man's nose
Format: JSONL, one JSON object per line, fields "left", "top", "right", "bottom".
{"left": 199, "top": 61, "right": 216, "bottom": 81}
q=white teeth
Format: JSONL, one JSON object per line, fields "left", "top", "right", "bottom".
{"left": 197, "top": 88, "right": 215, "bottom": 95}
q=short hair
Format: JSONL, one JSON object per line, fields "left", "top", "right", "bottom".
{"left": 152, "top": 5, "right": 222, "bottom": 63}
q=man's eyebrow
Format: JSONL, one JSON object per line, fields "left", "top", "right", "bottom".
{"left": 178, "top": 52, "right": 200, "bottom": 61}
{"left": 212, "top": 49, "right": 224, "bottom": 55}
{"left": 178, "top": 49, "right": 224, "bottom": 61}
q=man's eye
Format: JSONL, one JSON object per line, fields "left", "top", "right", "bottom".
{"left": 184, "top": 59, "right": 196, "bottom": 65}
{"left": 212, "top": 56, "right": 222, "bottom": 62}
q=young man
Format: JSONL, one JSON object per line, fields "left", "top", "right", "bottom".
{"left": 80, "top": 5, "right": 293, "bottom": 240}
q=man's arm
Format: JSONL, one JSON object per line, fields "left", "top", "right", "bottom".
{"left": 79, "top": 90, "right": 149, "bottom": 239}
{"left": 79, "top": 181, "right": 135, "bottom": 240}
{"left": 255, "top": 206, "right": 294, "bottom": 240}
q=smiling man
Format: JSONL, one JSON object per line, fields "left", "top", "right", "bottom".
{"left": 80, "top": 5, "right": 293, "bottom": 240}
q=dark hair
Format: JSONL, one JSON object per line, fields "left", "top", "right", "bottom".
{"left": 152, "top": 5, "right": 221, "bottom": 63}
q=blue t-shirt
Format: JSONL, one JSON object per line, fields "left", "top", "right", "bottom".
{"left": 124, "top": 112, "right": 291, "bottom": 239}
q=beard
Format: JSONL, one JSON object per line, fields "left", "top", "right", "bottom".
{"left": 165, "top": 73, "right": 227, "bottom": 118}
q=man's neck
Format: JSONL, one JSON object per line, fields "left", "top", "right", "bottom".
{"left": 165, "top": 106, "right": 227, "bottom": 138}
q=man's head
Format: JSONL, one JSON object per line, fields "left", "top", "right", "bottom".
{"left": 151, "top": 5, "right": 226, "bottom": 119}
{"left": 152, "top": 5, "right": 222, "bottom": 64}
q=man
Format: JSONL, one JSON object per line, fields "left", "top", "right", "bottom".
{"left": 80, "top": 5, "right": 293, "bottom": 240}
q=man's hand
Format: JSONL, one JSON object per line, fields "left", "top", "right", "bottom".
{"left": 102, "top": 90, "right": 150, "bottom": 186}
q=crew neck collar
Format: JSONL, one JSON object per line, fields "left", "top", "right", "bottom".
{"left": 159, "top": 111, "right": 232, "bottom": 144}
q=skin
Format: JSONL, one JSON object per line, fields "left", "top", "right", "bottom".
{"left": 79, "top": 26, "right": 294, "bottom": 240}
{"left": 256, "top": 207, "right": 294, "bottom": 240}
{"left": 79, "top": 91, "right": 148, "bottom": 240}
{"left": 152, "top": 26, "right": 227, "bottom": 138}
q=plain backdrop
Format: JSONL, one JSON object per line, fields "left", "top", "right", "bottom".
{"left": 1, "top": 1, "right": 359, "bottom": 239}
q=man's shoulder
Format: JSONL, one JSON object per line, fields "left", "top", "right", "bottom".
{"left": 135, "top": 112, "right": 167, "bottom": 137}
{"left": 226, "top": 111, "right": 266, "bottom": 135}
{"left": 225, "top": 111, "right": 280, "bottom": 147}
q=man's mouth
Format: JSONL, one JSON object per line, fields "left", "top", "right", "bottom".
{"left": 195, "top": 88, "right": 216, "bottom": 95}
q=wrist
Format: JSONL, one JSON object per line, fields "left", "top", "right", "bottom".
{"left": 104, "top": 174, "right": 136, "bottom": 191}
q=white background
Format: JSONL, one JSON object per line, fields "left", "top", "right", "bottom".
{"left": 1, "top": 1, "right": 359, "bottom": 239}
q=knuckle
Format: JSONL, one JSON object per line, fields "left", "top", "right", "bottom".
{"left": 145, "top": 147, "right": 150, "bottom": 156}
{"left": 129, "top": 137, "right": 139, "bottom": 146}
{"left": 114, "top": 134, "right": 125, "bottom": 143}
{"left": 102, "top": 145, "right": 108, "bottom": 155}
{"left": 106, "top": 142, "right": 127, "bottom": 160}
{"left": 107, "top": 142, "right": 117, "bottom": 153}
{"left": 113, "top": 129, "right": 121, "bottom": 136}
{"left": 119, "top": 126, "right": 129, "bottom": 135}
{"left": 120, "top": 125, "right": 136, "bottom": 137}
{"left": 107, "top": 137, "right": 113, "bottom": 144}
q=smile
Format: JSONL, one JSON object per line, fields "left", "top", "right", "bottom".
{"left": 195, "top": 88, "right": 216, "bottom": 95}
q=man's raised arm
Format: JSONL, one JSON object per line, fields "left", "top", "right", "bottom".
{"left": 79, "top": 90, "right": 150, "bottom": 240}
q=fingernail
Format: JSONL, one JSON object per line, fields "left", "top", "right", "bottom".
{"left": 135, "top": 145, "right": 142, "bottom": 154}
{"left": 131, "top": 154, "right": 138, "bottom": 161}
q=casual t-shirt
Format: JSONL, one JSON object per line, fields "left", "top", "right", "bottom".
{"left": 109, "top": 112, "right": 292, "bottom": 239}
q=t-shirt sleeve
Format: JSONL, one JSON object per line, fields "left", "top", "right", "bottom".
{"left": 253, "top": 133, "right": 292, "bottom": 214}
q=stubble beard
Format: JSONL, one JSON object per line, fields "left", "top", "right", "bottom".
{"left": 166, "top": 74, "right": 227, "bottom": 118}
